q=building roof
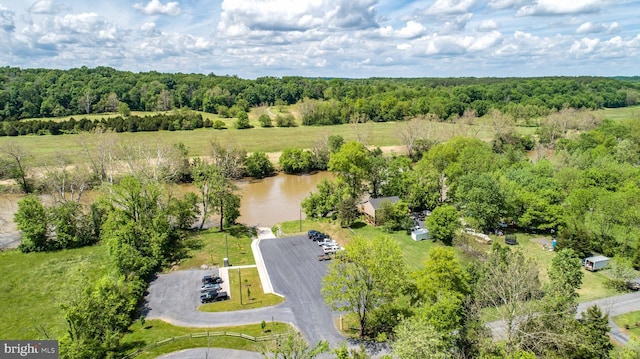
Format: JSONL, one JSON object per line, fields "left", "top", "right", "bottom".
{"left": 367, "top": 196, "right": 400, "bottom": 210}
{"left": 585, "top": 255, "right": 610, "bottom": 262}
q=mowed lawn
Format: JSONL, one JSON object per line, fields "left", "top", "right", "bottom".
{"left": 0, "top": 245, "right": 110, "bottom": 340}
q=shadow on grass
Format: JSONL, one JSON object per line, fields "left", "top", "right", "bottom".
{"left": 349, "top": 221, "right": 367, "bottom": 229}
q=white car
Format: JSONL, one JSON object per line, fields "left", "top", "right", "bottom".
{"left": 323, "top": 244, "right": 343, "bottom": 254}
{"left": 200, "top": 283, "right": 221, "bottom": 293}
{"left": 317, "top": 237, "right": 333, "bottom": 246}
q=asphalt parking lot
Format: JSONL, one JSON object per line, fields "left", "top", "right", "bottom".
{"left": 259, "top": 235, "right": 345, "bottom": 346}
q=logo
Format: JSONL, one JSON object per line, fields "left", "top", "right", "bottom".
{"left": 1, "top": 341, "right": 58, "bottom": 358}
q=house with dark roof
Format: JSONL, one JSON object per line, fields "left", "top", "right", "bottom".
{"left": 359, "top": 196, "right": 400, "bottom": 225}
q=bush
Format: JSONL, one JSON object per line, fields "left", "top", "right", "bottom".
{"left": 212, "top": 120, "right": 226, "bottom": 129}
{"left": 258, "top": 114, "right": 272, "bottom": 128}
{"left": 275, "top": 114, "right": 297, "bottom": 127}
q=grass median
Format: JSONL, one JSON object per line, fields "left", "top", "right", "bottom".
{"left": 199, "top": 267, "right": 284, "bottom": 312}
{"left": 176, "top": 227, "right": 256, "bottom": 270}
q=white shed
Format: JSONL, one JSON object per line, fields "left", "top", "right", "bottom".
{"left": 411, "top": 228, "right": 431, "bottom": 241}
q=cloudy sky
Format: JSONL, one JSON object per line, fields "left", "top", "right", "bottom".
{"left": 0, "top": 0, "right": 639, "bottom": 78}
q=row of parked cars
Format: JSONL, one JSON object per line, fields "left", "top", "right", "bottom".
{"left": 308, "top": 230, "right": 344, "bottom": 260}
{"left": 199, "top": 274, "right": 229, "bottom": 303}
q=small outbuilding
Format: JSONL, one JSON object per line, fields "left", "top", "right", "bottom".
{"left": 411, "top": 228, "right": 431, "bottom": 241}
{"left": 582, "top": 255, "right": 610, "bottom": 272}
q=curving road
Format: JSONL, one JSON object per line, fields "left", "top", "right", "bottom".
{"left": 487, "top": 291, "right": 640, "bottom": 344}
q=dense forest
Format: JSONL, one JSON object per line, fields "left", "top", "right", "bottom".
{"left": 1, "top": 67, "right": 639, "bottom": 132}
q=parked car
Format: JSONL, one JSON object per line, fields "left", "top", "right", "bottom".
{"left": 317, "top": 237, "right": 333, "bottom": 246}
{"left": 307, "top": 230, "right": 320, "bottom": 239}
{"left": 627, "top": 281, "right": 640, "bottom": 291}
{"left": 317, "top": 253, "right": 332, "bottom": 261}
{"left": 323, "top": 245, "right": 342, "bottom": 254}
{"left": 200, "top": 283, "right": 222, "bottom": 293}
{"left": 201, "top": 290, "right": 229, "bottom": 303}
{"left": 202, "top": 275, "right": 223, "bottom": 285}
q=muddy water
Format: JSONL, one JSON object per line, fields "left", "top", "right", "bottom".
{"left": 0, "top": 172, "right": 333, "bottom": 248}
{"left": 236, "top": 171, "right": 333, "bottom": 227}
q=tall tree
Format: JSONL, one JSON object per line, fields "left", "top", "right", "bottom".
{"left": 0, "top": 141, "right": 34, "bottom": 193}
{"left": 191, "top": 159, "right": 240, "bottom": 231}
{"left": 15, "top": 195, "right": 50, "bottom": 252}
{"left": 426, "top": 205, "right": 460, "bottom": 245}
{"left": 322, "top": 236, "right": 407, "bottom": 337}
{"left": 476, "top": 244, "right": 541, "bottom": 355}
{"left": 328, "top": 141, "right": 371, "bottom": 200}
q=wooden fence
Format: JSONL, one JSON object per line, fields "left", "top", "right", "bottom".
{"left": 124, "top": 330, "right": 287, "bottom": 358}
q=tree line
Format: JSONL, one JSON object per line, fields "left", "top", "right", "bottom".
{"left": 2, "top": 66, "right": 638, "bottom": 125}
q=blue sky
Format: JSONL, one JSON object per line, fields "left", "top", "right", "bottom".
{"left": 0, "top": 0, "right": 638, "bottom": 78}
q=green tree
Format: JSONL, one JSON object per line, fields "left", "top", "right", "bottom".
{"left": 426, "top": 205, "right": 460, "bottom": 245}
{"left": 15, "top": 195, "right": 50, "bottom": 252}
{"left": 117, "top": 102, "right": 130, "bottom": 116}
{"left": 258, "top": 113, "right": 272, "bottom": 127}
{"left": 322, "top": 236, "right": 407, "bottom": 337}
{"left": 192, "top": 159, "right": 240, "bottom": 230}
{"left": 414, "top": 246, "right": 470, "bottom": 303}
{"left": 235, "top": 111, "right": 252, "bottom": 129}
{"left": 279, "top": 148, "right": 313, "bottom": 174}
{"left": 476, "top": 244, "right": 541, "bottom": 355}
{"left": 60, "top": 274, "right": 144, "bottom": 358}
{"left": 328, "top": 141, "right": 371, "bottom": 200}
{"left": 455, "top": 172, "right": 506, "bottom": 230}
{"left": 393, "top": 315, "right": 450, "bottom": 359}
{"left": 301, "top": 179, "right": 344, "bottom": 218}
{"left": 577, "top": 305, "right": 613, "bottom": 359}
{"left": 246, "top": 151, "right": 275, "bottom": 179}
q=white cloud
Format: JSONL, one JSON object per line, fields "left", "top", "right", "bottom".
{"left": 217, "top": 0, "right": 377, "bottom": 37}
{"left": 569, "top": 37, "right": 600, "bottom": 55}
{"left": 0, "top": 5, "right": 15, "bottom": 32}
{"left": 426, "top": 0, "right": 480, "bottom": 15}
{"left": 28, "top": 0, "right": 68, "bottom": 15}
{"left": 133, "top": 0, "right": 182, "bottom": 16}
{"left": 576, "top": 21, "right": 619, "bottom": 34}
{"left": 379, "top": 20, "right": 426, "bottom": 38}
{"left": 477, "top": 19, "right": 499, "bottom": 32}
{"left": 517, "top": 0, "right": 606, "bottom": 16}
{"left": 441, "top": 13, "right": 473, "bottom": 34}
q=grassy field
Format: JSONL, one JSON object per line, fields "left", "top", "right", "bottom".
{"left": 0, "top": 244, "right": 110, "bottom": 339}
{"left": 0, "top": 114, "right": 537, "bottom": 163}
{"left": 7, "top": 104, "right": 639, "bottom": 164}
{"left": 121, "top": 320, "right": 292, "bottom": 359}
{"left": 613, "top": 311, "right": 640, "bottom": 341}
{"left": 176, "top": 227, "right": 256, "bottom": 270}
{"left": 597, "top": 105, "right": 640, "bottom": 121}
{"left": 200, "top": 267, "right": 284, "bottom": 312}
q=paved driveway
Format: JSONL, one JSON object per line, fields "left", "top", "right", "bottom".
{"left": 259, "top": 235, "right": 346, "bottom": 346}
{"left": 143, "top": 268, "right": 296, "bottom": 328}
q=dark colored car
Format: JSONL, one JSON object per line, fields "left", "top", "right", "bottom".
{"left": 201, "top": 291, "right": 229, "bottom": 303}
{"left": 307, "top": 230, "right": 320, "bottom": 239}
{"left": 202, "top": 275, "right": 223, "bottom": 285}
{"left": 627, "top": 281, "right": 640, "bottom": 291}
